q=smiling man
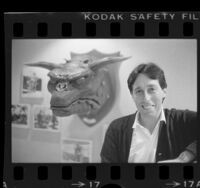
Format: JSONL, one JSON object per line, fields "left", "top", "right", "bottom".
{"left": 101, "top": 63, "right": 197, "bottom": 163}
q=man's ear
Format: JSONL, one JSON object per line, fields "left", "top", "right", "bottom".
{"left": 162, "top": 88, "right": 167, "bottom": 103}
{"left": 163, "top": 88, "right": 167, "bottom": 95}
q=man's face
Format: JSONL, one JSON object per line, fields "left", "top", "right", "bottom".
{"left": 131, "top": 73, "right": 166, "bottom": 118}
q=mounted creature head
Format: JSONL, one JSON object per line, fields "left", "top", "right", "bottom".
{"left": 26, "top": 49, "right": 130, "bottom": 126}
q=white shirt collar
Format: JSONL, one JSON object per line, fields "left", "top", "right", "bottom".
{"left": 132, "top": 107, "right": 166, "bottom": 129}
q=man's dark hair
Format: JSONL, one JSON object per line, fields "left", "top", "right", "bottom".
{"left": 127, "top": 63, "right": 167, "bottom": 93}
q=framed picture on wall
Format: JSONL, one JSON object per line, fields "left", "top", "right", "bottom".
{"left": 61, "top": 138, "right": 93, "bottom": 163}
{"left": 21, "top": 66, "right": 43, "bottom": 98}
{"left": 33, "top": 105, "right": 60, "bottom": 132}
{"left": 11, "top": 104, "right": 30, "bottom": 128}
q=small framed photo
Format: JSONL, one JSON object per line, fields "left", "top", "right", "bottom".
{"left": 11, "top": 104, "right": 30, "bottom": 128}
{"left": 61, "top": 138, "right": 93, "bottom": 163}
{"left": 21, "top": 67, "right": 43, "bottom": 98}
{"left": 33, "top": 105, "right": 60, "bottom": 131}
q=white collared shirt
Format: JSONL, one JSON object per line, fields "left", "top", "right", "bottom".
{"left": 128, "top": 108, "right": 166, "bottom": 163}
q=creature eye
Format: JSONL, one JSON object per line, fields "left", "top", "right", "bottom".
{"left": 56, "top": 82, "right": 68, "bottom": 91}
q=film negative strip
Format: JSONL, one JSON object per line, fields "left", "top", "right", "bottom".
{"left": 4, "top": 12, "right": 200, "bottom": 188}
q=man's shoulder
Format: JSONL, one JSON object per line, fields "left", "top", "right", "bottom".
{"left": 164, "top": 108, "right": 197, "bottom": 120}
{"left": 108, "top": 113, "right": 136, "bottom": 131}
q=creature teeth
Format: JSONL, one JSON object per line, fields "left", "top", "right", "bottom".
{"left": 85, "top": 102, "right": 91, "bottom": 115}
{"left": 86, "top": 108, "right": 91, "bottom": 115}
{"left": 91, "top": 102, "right": 100, "bottom": 109}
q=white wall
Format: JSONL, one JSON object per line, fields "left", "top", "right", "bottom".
{"left": 12, "top": 39, "right": 197, "bottom": 163}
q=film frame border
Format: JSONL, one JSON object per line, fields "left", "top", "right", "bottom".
{"left": 4, "top": 12, "right": 200, "bottom": 188}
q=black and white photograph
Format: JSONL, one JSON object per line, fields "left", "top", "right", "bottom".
{"left": 33, "top": 105, "right": 60, "bottom": 131}
{"left": 11, "top": 39, "right": 197, "bottom": 163}
{"left": 21, "top": 67, "right": 43, "bottom": 98}
{"left": 11, "top": 104, "right": 30, "bottom": 128}
{"left": 61, "top": 138, "right": 92, "bottom": 163}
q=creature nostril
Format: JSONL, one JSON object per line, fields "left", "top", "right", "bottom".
{"left": 83, "top": 59, "right": 89, "bottom": 64}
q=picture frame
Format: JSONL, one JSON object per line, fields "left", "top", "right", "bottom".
{"left": 21, "top": 66, "right": 43, "bottom": 98}
{"left": 11, "top": 104, "right": 30, "bottom": 128}
{"left": 61, "top": 138, "right": 93, "bottom": 163}
{"left": 33, "top": 105, "right": 60, "bottom": 132}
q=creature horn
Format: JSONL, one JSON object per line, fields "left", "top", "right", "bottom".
{"left": 90, "top": 56, "right": 131, "bottom": 70}
{"left": 25, "top": 61, "right": 62, "bottom": 70}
